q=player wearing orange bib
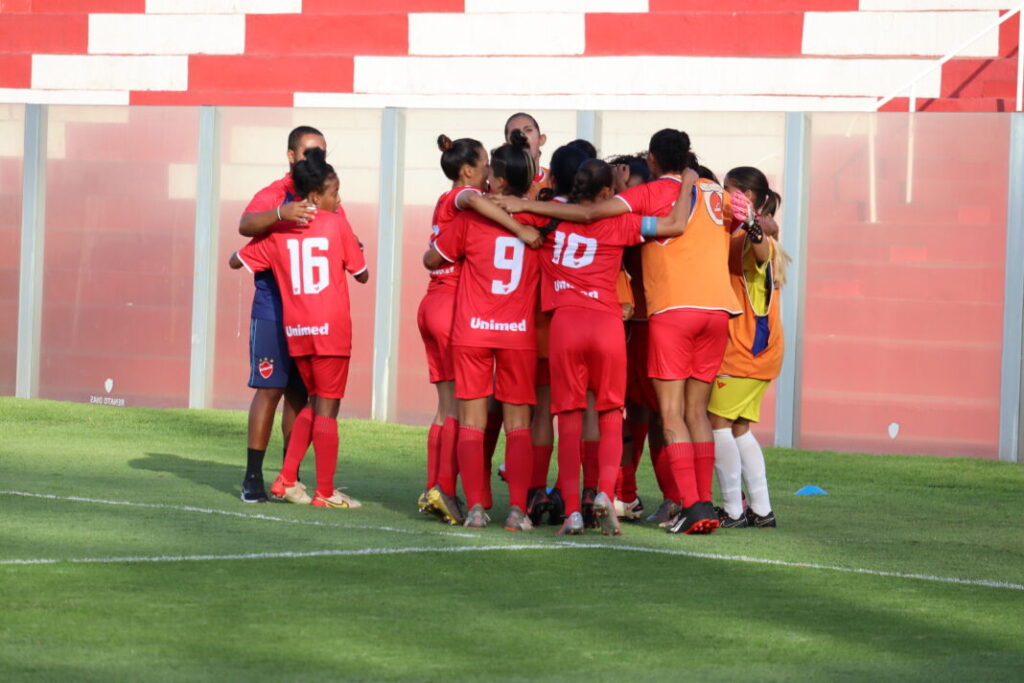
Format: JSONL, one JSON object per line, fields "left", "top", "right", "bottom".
{"left": 711, "top": 167, "right": 789, "bottom": 529}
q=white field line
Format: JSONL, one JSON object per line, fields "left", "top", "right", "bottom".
{"left": 0, "top": 490, "right": 477, "bottom": 539}
{"left": 3, "top": 490, "right": 1021, "bottom": 592}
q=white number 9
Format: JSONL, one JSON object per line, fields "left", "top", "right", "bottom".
{"left": 491, "top": 235, "right": 524, "bottom": 295}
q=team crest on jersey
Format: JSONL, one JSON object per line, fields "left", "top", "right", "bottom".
{"left": 701, "top": 181, "right": 725, "bottom": 226}
{"left": 258, "top": 358, "right": 274, "bottom": 379}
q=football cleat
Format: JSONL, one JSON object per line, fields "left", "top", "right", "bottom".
{"left": 592, "top": 492, "right": 622, "bottom": 536}
{"left": 746, "top": 508, "right": 777, "bottom": 528}
{"left": 526, "top": 487, "right": 552, "bottom": 527}
{"left": 463, "top": 504, "right": 491, "bottom": 529}
{"left": 581, "top": 487, "right": 598, "bottom": 529}
{"left": 646, "top": 499, "right": 681, "bottom": 527}
{"left": 666, "top": 501, "right": 720, "bottom": 535}
{"left": 614, "top": 496, "right": 644, "bottom": 521}
{"left": 546, "top": 488, "right": 565, "bottom": 525}
{"left": 311, "top": 489, "right": 362, "bottom": 509}
{"left": 240, "top": 475, "right": 268, "bottom": 503}
{"left": 556, "top": 511, "right": 585, "bottom": 536}
{"left": 503, "top": 505, "right": 534, "bottom": 532}
{"left": 270, "top": 475, "right": 311, "bottom": 505}
{"left": 427, "top": 486, "right": 465, "bottom": 526}
{"left": 417, "top": 489, "right": 432, "bottom": 513}
{"left": 715, "top": 505, "right": 749, "bottom": 528}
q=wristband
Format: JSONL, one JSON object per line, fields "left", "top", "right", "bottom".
{"left": 640, "top": 215, "right": 658, "bottom": 237}
{"left": 276, "top": 205, "right": 282, "bottom": 221}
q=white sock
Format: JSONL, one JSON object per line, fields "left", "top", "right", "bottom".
{"left": 736, "top": 430, "right": 772, "bottom": 516}
{"left": 712, "top": 428, "right": 743, "bottom": 519}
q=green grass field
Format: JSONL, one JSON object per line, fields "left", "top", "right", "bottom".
{"left": 2, "top": 397, "right": 1023, "bottom": 682}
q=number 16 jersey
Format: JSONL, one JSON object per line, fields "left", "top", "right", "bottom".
{"left": 237, "top": 210, "right": 367, "bottom": 357}
{"left": 433, "top": 210, "right": 548, "bottom": 350}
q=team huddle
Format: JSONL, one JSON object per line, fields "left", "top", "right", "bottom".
{"left": 230, "top": 113, "right": 789, "bottom": 537}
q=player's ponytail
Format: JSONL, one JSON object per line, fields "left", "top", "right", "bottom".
{"left": 569, "top": 159, "right": 614, "bottom": 204}
{"left": 437, "top": 135, "right": 484, "bottom": 182}
{"left": 292, "top": 146, "right": 335, "bottom": 199}
{"left": 490, "top": 129, "right": 536, "bottom": 197}
{"left": 769, "top": 237, "right": 792, "bottom": 289}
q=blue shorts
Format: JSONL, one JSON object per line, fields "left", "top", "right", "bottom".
{"left": 248, "top": 317, "right": 305, "bottom": 391}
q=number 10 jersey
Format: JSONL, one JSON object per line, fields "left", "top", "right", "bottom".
{"left": 433, "top": 210, "right": 548, "bottom": 350}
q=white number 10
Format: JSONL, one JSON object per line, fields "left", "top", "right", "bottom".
{"left": 285, "top": 237, "right": 330, "bottom": 294}
{"left": 551, "top": 231, "right": 597, "bottom": 269}
{"left": 491, "top": 236, "right": 524, "bottom": 295}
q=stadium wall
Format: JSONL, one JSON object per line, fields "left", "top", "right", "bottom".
{"left": 2, "top": 103, "right": 1023, "bottom": 464}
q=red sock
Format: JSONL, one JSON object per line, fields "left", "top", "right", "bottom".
{"left": 582, "top": 440, "right": 600, "bottom": 490}
{"left": 312, "top": 415, "right": 339, "bottom": 499}
{"left": 280, "top": 407, "right": 314, "bottom": 483}
{"left": 456, "top": 426, "right": 485, "bottom": 509}
{"left": 650, "top": 442, "right": 678, "bottom": 502}
{"left": 694, "top": 440, "right": 715, "bottom": 502}
{"left": 531, "top": 445, "right": 553, "bottom": 489}
{"left": 425, "top": 423, "right": 442, "bottom": 490}
{"left": 615, "top": 469, "right": 624, "bottom": 500}
{"left": 597, "top": 411, "right": 622, "bottom": 501}
{"left": 557, "top": 411, "right": 584, "bottom": 515}
{"left": 437, "top": 417, "right": 459, "bottom": 497}
{"left": 666, "top": 442, "right": 699, "bottom": 508}
{"left": 483, "top": 410, "right": 502, "bottom": 508}
{"left": 504, "top": 428, "right": 533, "bottom": 510}
{"left": 620, "top": 420, "right": 647, "bottom": 502}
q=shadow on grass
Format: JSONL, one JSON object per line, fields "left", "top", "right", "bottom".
{"left": 129, "top": 452, "right": 243, "bottom": 498}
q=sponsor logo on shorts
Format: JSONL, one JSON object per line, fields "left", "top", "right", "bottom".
{"left": 259, "top": 357, "right": 275, "bottom": 379}
{"left": 285, "top": 322, "right": 329, "bottom": 337}
{"left": 470, "top": 317, "right": 527, "bottom": 332}
{"left": 554, "top": 280, "right": 599, "bottom": 299}
{"left": 717, "top": 380, "right": 727, "bottom": 389}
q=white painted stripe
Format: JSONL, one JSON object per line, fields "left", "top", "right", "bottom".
{"left": 0, "top": 88, "right": 130, "bottom": 105}
{"left": 803, "top": 11, "right": 1000, "bottom": 57}
{"left": 32, "top": 55, "right": 188, "bottom": 91}
{"left": 295, "top": 91, "right": 880, "bottom": 112}
{"left": 0, "top": 490, "right": 477, "bottom": 539}
{"left": 4, "top": 540, "right": 1022, "bottom": 592}
{"left": 860, "top": 0, "right": 1015, "bottom": 9}
{"left": 465, "top": 0, "right": 649, "bottom": 12}
{"left": 409, "top": 13, "right": 585, "bottom": 56}
{"left": 145, "top": 0, "right": 301, "bottom": 13}
{"left": 89, "top": 13, "right": 245, "bottom": 55}
{"left": 353, "top": 56, "right": 942, "bottom": 98}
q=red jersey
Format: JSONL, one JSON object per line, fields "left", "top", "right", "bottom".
{"left": 433, "top": 210, "right": 547, "bottom": 350}
{"left": 427, "top": 186, "right": 480, "bottom": 293}
{"left": 540, "top": 213, "right": 643, "bottom": 317}
{"left": 237, "top": 210, "right": 367, "bottom": 357}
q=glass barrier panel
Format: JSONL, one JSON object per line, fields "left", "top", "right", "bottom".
{"left": 0, "top": 104, "right": 24, "bottom": 396}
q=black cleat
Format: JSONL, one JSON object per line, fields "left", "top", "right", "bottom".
{"left": 526, "top": 487, "right": 552, "bottom": 527}
{"left": 546, "top": 488, "right": 565, "bottom": 525}
{"left": 581, "top": 487, "right": 599, "bottom": 529}
{"left": 647, "top": 498, "right": 682, "bottom": 527}
{"left": 715, "top": 505, "right": 749, "bottom": 528}
{"left": 666, "top": 501, "right": 720, "bottom": 535}
{"left": 240, "top": 475, "right": 268, "bottom": 503}
{"left": 746, "top": 508, "right": 777, "bottom": 528}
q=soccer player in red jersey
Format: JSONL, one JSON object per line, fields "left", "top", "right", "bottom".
{"left": 424, "top": 131, "right": 546, "bottom": 531}
{"left": 540, "top": 159, "right": 697, "bottom": 535}
{"left": 236, "top": 126, "right": 322, "bottom": 503}
{"left": 230, "top": 148, "right": 369, "bottom": 509}
{"left": 418, "top": 134, "right": 544, "bottom": 526}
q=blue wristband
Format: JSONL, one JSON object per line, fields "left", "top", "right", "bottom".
{"left": 641, "top": 215, "right": 658, "bottom": 237}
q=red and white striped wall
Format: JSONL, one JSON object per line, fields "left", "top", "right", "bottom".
{"left": 0, "top": 0, "right": 1018, "bottom": 111}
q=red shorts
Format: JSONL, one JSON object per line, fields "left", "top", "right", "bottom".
{"left": 549, "top": 307, "right": 626, "bottom": 414}
{"left": 293, "top": 355, "right": 350, "bottom": 400}
{"left": 625, "top": 321, "right": 658, "bottom": 412}
{"left": 417, "top": 289, "right": 455, "bottom": 383}
{"left": 453, "top": 345, "right": 537, "bottom": 405}
{"left": 535, "top": 358, "right": 550, "bottom": 387}
{"left": 648, "top": 308, "right": 730, "bottom": 383}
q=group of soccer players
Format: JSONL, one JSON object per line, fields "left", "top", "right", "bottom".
{"left": 229, "top": 113, "right": 788, "bottom": 537}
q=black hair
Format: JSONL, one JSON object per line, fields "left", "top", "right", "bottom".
{"left": 541, "top": 144, "right": 592, "bottom": 201}
{"left": 504, "top": 112, "right": 540, "bottom": 139}
{"left": 437, "top": 134, "right": 484, "bottom": 182}
{"left": 725, "top": 166, "right": 781, "bottom": 217}
{"left": 569, "top": 159, "right": 614, "bottom": 204}
{"left": 697, "top": 165, "right": 719, "bottom": 184}
{"left": 287, "top": 125, "right": 324, "bottom": 152}
{"left": 648, "top": 128, "right": 696, "bottom": 174}
{"left": 490, "top": 129, "right": 535, "bottom": 197}
{"left": 566, "top": 138, "right": 597, "bottom": 159}
{"left": 607, "top": 153, "right": 651, "bottom": 184}
{"left": 291, "top": 146, "right": 336, "bottom": 199}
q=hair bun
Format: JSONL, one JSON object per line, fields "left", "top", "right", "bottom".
{"left": 508, "top": 128, "right": 529, "bottom": 149}
{"left": 437, "top": 134, "right": 453, "bottom": 152}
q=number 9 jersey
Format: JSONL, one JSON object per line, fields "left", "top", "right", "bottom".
{"left": 433, "top": 210, "right": 549, "bottom": 350}
{"left": 236, "top": 210, "right": 367, "bottom": 357}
